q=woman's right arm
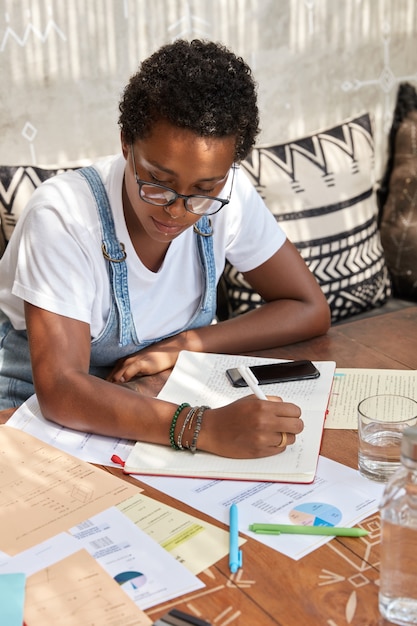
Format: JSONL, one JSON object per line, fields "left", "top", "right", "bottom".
{"left": 25, "top": 301, "right": 175, "bottom": 443}
{"left": 25, "top": 302, "right": 304, "bottom": 458}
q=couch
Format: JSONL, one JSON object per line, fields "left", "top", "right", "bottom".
{"left": 1, "top": 85, "right": 416, "bottom": 325}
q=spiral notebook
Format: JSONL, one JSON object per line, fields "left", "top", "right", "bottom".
{"left": 123, "top": 351, "right": 336, "bottom": 483}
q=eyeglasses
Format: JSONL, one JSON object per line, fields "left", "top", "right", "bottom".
{"left": 130, "top": 146, "right": 236, "bottom": 216}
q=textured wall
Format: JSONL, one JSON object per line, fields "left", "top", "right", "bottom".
{"left": 0, "top": 0, "right": 416, "bottom": 178}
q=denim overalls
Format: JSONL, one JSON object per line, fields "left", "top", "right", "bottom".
{"left": 0, "top": 165, "right": 217, "bottom": 408}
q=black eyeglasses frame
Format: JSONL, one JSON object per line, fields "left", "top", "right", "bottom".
{"left": 130, "top": 145, "right": 236, "bottom": 217}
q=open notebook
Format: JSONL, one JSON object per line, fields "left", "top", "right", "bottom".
{"left": 123, "top": 351, "right": 336, "bottom": 483}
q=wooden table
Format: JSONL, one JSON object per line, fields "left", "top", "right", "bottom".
{"left": 130, "top": 308, "right": 417, "bottom": 626}
{"left": 2, "top": 308, "right": 417, "bottom": 625}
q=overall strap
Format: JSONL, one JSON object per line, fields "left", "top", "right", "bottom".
{"left": 78, "top": 166, "right": 136, "bottom": 347}
{"left": 194, "top": 216, "right": 216, "bottom": 314}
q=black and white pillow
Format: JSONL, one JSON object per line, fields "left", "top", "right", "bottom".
{"left": 222, "top": 113, "right": 391, "bottom": 323}
{"left": 0, "top": 164, "right": 75, "bottom": 252}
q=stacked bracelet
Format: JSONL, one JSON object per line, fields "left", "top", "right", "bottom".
{"left": 189, "top": 405, "right": 210, "bottom": 454}
{"left": 169, "top": 403, "right": 190, "bottom": 450}
{"left": 177, "top": 406, "right": 199, "bottom": 450}
{"left": 183, "top": 407, "right": 199, "bottom": 450}
{"left": 170, "top": 403, "right": 210, "bottom": 453}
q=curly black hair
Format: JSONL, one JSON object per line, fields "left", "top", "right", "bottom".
{"left": 118, "top": 39, "right": 259, "bottom": 162}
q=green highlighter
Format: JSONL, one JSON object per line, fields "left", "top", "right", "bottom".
{"left": 248, "top": 523, "right": 369, "bottom": 537}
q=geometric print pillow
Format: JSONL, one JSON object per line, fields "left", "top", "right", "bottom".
{"left": 0, "top": 164, "right": 74, "bottom": 254}
{"left": 222, "top": 113, "right": 392, "bottom": 323}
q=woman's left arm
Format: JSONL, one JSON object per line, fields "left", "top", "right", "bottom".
{"left": 231, "top": 238, "right": 331, "bottom": 347}
{"left": 109, "top": 239, "right": 330, "bottom": 382}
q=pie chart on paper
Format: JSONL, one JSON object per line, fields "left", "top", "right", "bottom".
{"left": 114, "top": 570, "right": 147, "bottom": 590}
{"left": 288, "top": 502, "right": 342, "bottom": 527}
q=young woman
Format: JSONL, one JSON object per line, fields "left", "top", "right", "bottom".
{"left": 0, "top": 40, "right": 330, "bottom": 458}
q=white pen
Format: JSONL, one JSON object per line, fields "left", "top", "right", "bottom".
{"left": 237, "top": 366, "right": 268, "bottom": 400}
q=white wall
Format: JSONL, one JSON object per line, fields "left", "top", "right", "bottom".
{"left": 1, "top": 0, "right": 416, "bottom": 178}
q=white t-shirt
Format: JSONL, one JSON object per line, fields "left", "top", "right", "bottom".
{"left": 0, "top": 154, "right": 286, "bottom": 341}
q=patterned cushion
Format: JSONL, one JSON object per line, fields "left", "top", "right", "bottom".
{"left": 0, "top": 164, "right": 75, "bottom": 250}
{"left": 0, "top": 218, "right": 5, "bottom": 258}
{"left": 222, "top": 113, "right": 392, "bottom": 323}
{"left": 379, "top": 83, "right": 417, "bottom": 301}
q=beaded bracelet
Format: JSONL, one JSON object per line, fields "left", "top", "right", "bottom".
{"left": 177, "top": 406, "right": 199, "bottom": 450}
{"left": 189, "top": 405, "right": 210, "bottom": 454}
{"left": 169, "top": 403, "right": 190, "bottom": 450}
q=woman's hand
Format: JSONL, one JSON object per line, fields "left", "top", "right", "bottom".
{"left": 197, "top": 395, "right": 304, "bottom": 459}
{"left": 107, "top": 334, "right": 187, "bottom": 382}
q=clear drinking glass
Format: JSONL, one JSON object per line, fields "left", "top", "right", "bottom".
{"left": 358, "top": 395, "right": 417, "bottom": 482}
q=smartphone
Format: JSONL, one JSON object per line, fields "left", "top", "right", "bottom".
{"left": 226, "top": 359, "right": 320, "bottom": 387}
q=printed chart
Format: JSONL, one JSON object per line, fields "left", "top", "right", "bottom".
{"left": 114, "top": 571, "right": 147, "bottom": 590}
{"left": 289, "top": 502, "right": 342, "bottom": 527}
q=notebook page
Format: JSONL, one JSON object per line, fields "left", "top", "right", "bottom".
{"left": 124, "top": 352, "right": 336, "bottom": 483}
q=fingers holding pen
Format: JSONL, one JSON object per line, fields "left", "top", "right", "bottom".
{"left": 199, "top": 396, "right": 304, "bottom": 459}
{"left": 249, "top": 390, "right": 304, "bottom": 436}
{"left": 262, "top": 396, "right": 304, "bottom": 439}
{"left": 235, "top": 365, "right": 303, "bottom": 452}
{"left": 255, "top": 395, "right": 303, "bottom": 456}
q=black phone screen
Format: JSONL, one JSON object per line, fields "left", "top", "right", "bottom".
{"left": 226, "top": 360, "right": 320, "bottom": 387}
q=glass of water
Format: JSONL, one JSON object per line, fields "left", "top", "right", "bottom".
{"left": 358, "top": 395, "right": 417, "bottom": 482}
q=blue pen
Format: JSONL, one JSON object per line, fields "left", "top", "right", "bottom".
{"left": 229, "top": 503, "right": 242, "bottom": 573}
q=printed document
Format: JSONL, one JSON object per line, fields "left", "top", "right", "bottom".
{"left": 326, "top": 368, "right": 417, "bottom": 428}
{"left": 0, "top": 425, "right": 138, "bottom": 555}
{"left": 138, "top": 455, "right": 384, "bottom": 560}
